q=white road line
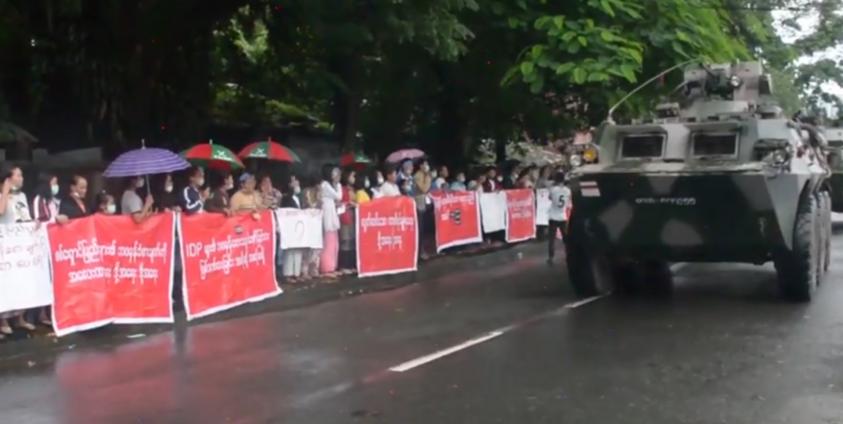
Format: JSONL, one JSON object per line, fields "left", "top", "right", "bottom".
{"left": 388, "top": 330, "right": 505, "bottom": 373}
{"left": 564, "top": 294, "right": 609, "bottom": 309}
{"left": 388, "top": 294, "right": 608, "bottom": 373}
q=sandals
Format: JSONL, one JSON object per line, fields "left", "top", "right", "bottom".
{"left": 17, "top": 321, "right": 36, "bottom": 331}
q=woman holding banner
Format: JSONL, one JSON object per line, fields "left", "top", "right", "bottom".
{"left": 281, "top": 175, "right": 305, "bottom": 282}
{"left": 0, "top": 165, "right": 37, "bottom": 336}
{"left": 338, "top": 169, "right": 357, "bottom": 274}
{"left": 57, "top": 175, "right": 89, "bottom": 221}
{"left": 301, "top": 177, "right": 322, "bottom": 280}
{"left": 319, "top": 166, "right": 342, "bottom": 277}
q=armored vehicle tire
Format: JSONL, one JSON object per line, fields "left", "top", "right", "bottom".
{"left": 641, "top": 261, "right": 673, "bottom": 295}
{"left": 775, "top": 195, "right": 819, "bottom": 302}
{"left": 566, "top": 243, "right": 618, "bottom": 297}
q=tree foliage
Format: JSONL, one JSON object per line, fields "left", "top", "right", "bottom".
{"left": 0, "top": 0, "right": 840, "bottom": 160}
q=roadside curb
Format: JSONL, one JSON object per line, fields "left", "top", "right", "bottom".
{"left": 0, "top": 241, "right": 545, "bottom": 362}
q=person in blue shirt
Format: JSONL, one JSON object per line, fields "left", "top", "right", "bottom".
{"left": 181, "top": 167, "right": 205, "bottom": 215}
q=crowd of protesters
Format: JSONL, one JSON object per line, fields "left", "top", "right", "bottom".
{"left": 0, "top": 158, "right": 571, "bottom": 338}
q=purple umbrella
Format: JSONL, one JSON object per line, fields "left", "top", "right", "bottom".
{"left": 386, "top": 148, "right": 425, "bottom": 163}
{"left": 104, "top": 146, "right": 191, "bottom": 178}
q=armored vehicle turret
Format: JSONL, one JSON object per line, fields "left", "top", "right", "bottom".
{"left": 566, "top": 62, "right": 831, "bottom": 301}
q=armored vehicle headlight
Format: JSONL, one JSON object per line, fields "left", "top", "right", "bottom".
{"left": 761, "top": 146, "right": 792, "bottom": 167}
{"left": 570, "top": 154, "right": 583, "bottom": 167}
{"left": 582, "top": 146, "right": 599, "bottom": 163}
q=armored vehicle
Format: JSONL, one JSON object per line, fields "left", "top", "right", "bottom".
{"left": 566, "top": 62, "right": 831, "bottom": 302}
{"left": 822, "top": 127, "right": 843, "bottom": 211}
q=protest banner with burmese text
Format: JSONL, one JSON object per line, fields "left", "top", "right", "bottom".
{"left": 430, "top": 191, "right": 482, "bottom": 252}
{"left": 505, "top": 189, "right": 536, "bottom": 243}
{"left": 0, "top": 223, "right": 53, "bottom": 314}
{"left": 179, "top": 211, "right": 280, "bottom": 320}
{"left": 356, "top": 197, "right": 418, "bottom": 277}
{"left": 49, "top": 213, "right": 176, "bottom": 336}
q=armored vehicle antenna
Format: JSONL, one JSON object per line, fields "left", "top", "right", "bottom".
{"left": 606, "top": 58, "right": 699, "bottom": 124}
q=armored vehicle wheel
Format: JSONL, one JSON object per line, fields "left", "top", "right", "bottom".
{"left": 566, "top": 243, "right": 616, "bottom": 297}
{"left": 641, "top": 261, "right": 673, "bottom": 295}
{"left": 775, "top": 195, "right": 819, "bottom": 302}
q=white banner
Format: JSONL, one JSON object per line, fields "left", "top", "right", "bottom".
{"left": 0, "top": 223, "right": 53, "bottom": 313}
{"left": 479, "top": 192, "right": 506, "bottom": 234}
{"left": 535, "top": 188, "right": 551, "bottom": 226}
{"left": 275, "top": 208, "right": 324, "bottom": 250}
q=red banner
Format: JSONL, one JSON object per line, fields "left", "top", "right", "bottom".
{"left": 430, "top": 191, "right": 482, "bottom": 252}
{"left": 179, "top": 211, "right": 280, "bottom": 320}
{"left": 356, "top": 197, "right": 418, "bottom": 277}
{"left": 505, "top": 189, "right": 536, "bottom": 243}
{"left": 49, "top": 213, "right": 176, "bottom": 336}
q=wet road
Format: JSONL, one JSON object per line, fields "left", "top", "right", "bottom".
{"left": 3, "top": 235, "right": 843, "bottom": 423}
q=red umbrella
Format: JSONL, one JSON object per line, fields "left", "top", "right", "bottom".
{"left": 238, "top": 138, "right": 300, "bottom": 162}
{"left": 182, "top": 141, "right": 244, "bottom": 171}
{"left": 340, "top": 151, "right": 372, "bottom": 170}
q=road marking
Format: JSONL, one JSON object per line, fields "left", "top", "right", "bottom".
{"left": 389, "top": 330, "right": 505, "bottom": 372}
{"left": 388, "top": 295, "right": 607, "bottom": 373}
{"left": 564, "top": 294, "right": 609, "bottom": 309}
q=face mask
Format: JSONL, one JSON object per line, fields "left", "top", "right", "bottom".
{"left": 421, "top": 164, "right": 430, "bottom": 172}
{"left": 164, "top": 184, "right": 174, "bottom": 193}
{"left": 51, "top": 184, "right": 60, "bottom": 196}
{"left": 496, "top": 176, "right": 503, "bottom": 182}
{"left": 198, "top": 178, "right": 206, "bottom": 188}
{"left": 430, "top": 170, "right": 438, "bottom": 179}
{"left": 457, "top": 176, "right": 466, "bottom": 183}
{"left": 293, "top": 186, "right": 301, "bottom": 194}
{"left": 364, "top": 179, "right": 370, "bottom": 188}
{"left": 136, "top": 179, "right": 145, "bottom": 189}
{"left": 106, "top": 204, "right": 116, "bottom": 214}
{"left": 377, "top": 177, "right": 384, "bottom": 185}
{"left": 225, "top": 181, "right": 234, "bottom": 190}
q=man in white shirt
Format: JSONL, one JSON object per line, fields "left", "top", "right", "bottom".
{"left": 547, "top": 172, "right": 571, "bottom": 264}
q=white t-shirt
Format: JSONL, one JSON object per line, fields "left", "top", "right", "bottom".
{"left": 379, "top": 181, "right": 401, "bottom": 197}
{"left": 0, "top": 191, "right": 31, "bottom": 224}
{"left": 548, "top": 185, "right": 571, "bottom": 222}
{"left": 121, "top": 190, "right": 143, "bottom": 215}
{"left": 320, "top": 181, "right": 342, "bottom": 232}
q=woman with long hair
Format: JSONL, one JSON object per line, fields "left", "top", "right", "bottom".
{"left": 338, "top": 169, "right": 358, "bottom": 273}
{"left": 319, "top": 165, "right": 342, "bottom": 277}
{"left": 32, "top": 173, "right": 60, "bottom": 224}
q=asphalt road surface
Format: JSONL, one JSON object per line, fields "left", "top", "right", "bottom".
{"left": 3, "top": 232, "right": 843, "bottom": 423}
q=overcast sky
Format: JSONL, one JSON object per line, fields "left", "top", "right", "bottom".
{"left": 773, "top": 6, "right": 843, "bottom": 104}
